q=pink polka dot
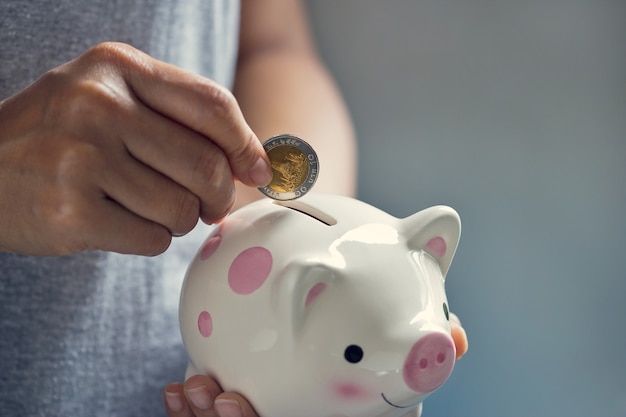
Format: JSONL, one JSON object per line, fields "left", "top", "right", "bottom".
{"left": 426, "top": 237, "right": 447, "bottom": 258}
{"left": 228, "top": 247, "right": 272, "bottom": 295}
{"left": 198, "top": 311, "right": 213, "bottom": 338}
{"left": 200, "top": 235, "right": 222, "bottom": 261}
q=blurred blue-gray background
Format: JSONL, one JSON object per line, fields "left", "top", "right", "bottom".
{"left": 306, "top": 1, "right": 626, "bottom": 416}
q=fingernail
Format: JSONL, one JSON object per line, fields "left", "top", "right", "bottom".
{"left": 186, "top": 385, "right": 213, "bottom": 410}
{"left": 249, "top": 157, "right": 273, "bottom": 187}
{"left": 165, "top": 391, "right": 185, "bottom": 413}
{"left": 214, "top": 398, "right": 243, "bottom": 417}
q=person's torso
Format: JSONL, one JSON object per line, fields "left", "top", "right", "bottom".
{"left": 0, "top": 1, "right": 238, "bottom": 415}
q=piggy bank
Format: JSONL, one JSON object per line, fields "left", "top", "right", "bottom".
{"left": 179, "top": 193, "right": 461, "bottom": 417}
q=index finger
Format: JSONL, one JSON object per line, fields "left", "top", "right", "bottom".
{"left": 114, "top": 43, "right": 273, "bottom": 187}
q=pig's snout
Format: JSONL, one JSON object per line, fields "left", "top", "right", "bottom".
{"left": 403, "top": 333, "right": 455, "bottom": 393}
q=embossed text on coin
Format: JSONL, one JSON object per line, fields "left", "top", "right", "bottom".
{"left": 258, "top": 134, "right": 319, "bottom": 201}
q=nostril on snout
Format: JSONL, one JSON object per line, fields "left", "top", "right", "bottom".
{"left": 403, "top": 333, "right": 455, "bottom": 393}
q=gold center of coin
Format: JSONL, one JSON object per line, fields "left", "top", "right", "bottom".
{"left": 267, "top": 146, "right": 309, "bottom": 193}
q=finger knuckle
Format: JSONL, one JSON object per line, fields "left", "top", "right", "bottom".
{"left": 38, "top": 42, "right": 142, "bottom": 126}
{"left": 201, "top": 82, "right": 239, "bottom": 123}
{"left": 44, "top": 76, "right": 129, "bottom": 129}
{"left": 140, "top": 226, "right": 172, "bottom": 256}
{"left": 171, "top": 190, "right": 200, "bottom": 235}
{"left": 231, "top": 131, "right": 259, "bottom": 167}
{"left": 195, "top": 83, "right": 257, "bottom": 168}
{"left": 36, "top": 190, "right": 91, "bottom": 254}
{"left": 54, "top": 138, "right": 107, "bottom": 182}
{"left": 201, "top": 183, "right": 236, "bottom": 224}
{"left": 25, "top": 138, "right": 109, "bottom": 254}
{"left": 184, "top": 145, "right": 236, "bottom": 223}
{"left": 84, "top": 42, "right": 138, "bottom": 68}
{"left": 191, "top": 145, "right": 232, "bottom": 190}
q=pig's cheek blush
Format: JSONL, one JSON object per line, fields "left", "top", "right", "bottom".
{"left": 332, "top": 382, "right": 375, "bottom": 400}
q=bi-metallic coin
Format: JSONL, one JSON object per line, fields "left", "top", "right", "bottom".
{"left": 258, "top": 134, "right": 319, "bottom": 201}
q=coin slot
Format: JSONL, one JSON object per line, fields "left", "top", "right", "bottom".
{"left": 273, "top": 200, "right": 337, "bottom": 226}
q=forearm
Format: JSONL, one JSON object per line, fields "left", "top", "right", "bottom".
{"left": 232, "top": 47, "right": 357, "bottom": 207}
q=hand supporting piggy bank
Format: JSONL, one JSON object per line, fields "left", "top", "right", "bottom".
{"left": 179, "top": 193, "right": 461, "bottom": 417}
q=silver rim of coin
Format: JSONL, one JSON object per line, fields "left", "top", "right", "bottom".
{"left": 258, "top": 134, "right": 319, "bottom": 201}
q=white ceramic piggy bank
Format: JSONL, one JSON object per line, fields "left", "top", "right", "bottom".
{"left": 179, "top": 193, "right": 461, "bottom": 417}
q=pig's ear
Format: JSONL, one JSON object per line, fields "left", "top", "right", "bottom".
{"left": 272, "top": 260, "right": 337, "bottom": 334}
{"left": 399, "top": 206, "right": 461, "bottom": 277}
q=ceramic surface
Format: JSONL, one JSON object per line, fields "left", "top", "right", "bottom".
{"left": 179, "top": 193, "right": 461, "bottom": 417}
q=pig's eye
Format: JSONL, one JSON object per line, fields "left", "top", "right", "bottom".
{"left": 344, "top": 344, "right": 364, "bottom": 363}
{"left": 443, "top": 302, "right": 450, "bottom": 320}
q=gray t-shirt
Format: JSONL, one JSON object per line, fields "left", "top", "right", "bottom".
{"left": 0, "top": 1, "right": 239, "bottom": 416}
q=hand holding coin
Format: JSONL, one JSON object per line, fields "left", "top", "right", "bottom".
{"left": 258, "top": 134, "right": 319, "bottom": 201}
